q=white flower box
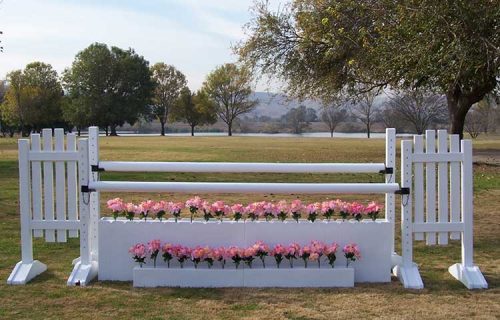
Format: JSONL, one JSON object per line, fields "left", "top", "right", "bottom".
{"left": 100, "top": 218, "right": 391, "bottom": 283}
{"left": 133, "top": 266, "right": 354, "bottom": 288}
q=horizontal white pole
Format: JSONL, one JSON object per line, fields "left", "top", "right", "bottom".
{"left": 89, "top": 181, "right": 400, "bottom": 194}
{"left": 30, "top": 220, "right": 80, "bottom": 230}
{"left": 29, "top": 151, "right": 79, "bottom": 161}
{"left": 98, "top": 161, "right": 386, "bottom": 173}
{"left": 412, "top": 222, "right": 464, "bottom": 233}
{"left": 412, "top": 153, "right": 463, "bottom": 163}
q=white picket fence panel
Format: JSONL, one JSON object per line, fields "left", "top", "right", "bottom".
{"left": 394, "top": 131, "right": 488, "bottom": 289}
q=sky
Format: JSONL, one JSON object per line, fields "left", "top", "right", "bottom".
{"left": 0, "top": 0, "right": 281, "bottom": 91}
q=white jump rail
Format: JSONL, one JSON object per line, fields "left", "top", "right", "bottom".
{"left": 88, "top": 181, "right": 400, "bottom": 194}
{"left": 98, "top": 162, "right": 386, "bottom": 173}
{"left": 393, "top": 130, "right": 488, "bottom": 289}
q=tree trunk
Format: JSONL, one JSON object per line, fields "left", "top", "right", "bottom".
{"left": 228, "top": 121, "right": 232, "bottom": 136}
{"left": 366, "top": 121, "right": 371, "bottom": 138}
{"left": 104, "top": 126, "right": 109, "bottom": 136}
{"left": 191, "top": 125, "right": 195, "bottom": 136}
{"left": 330, "top": 129, "right": 334, "bottom": 138}
{"left": 160, "top": 121, "right": 166, "bottom": 136}
{"left": 446, "top": 84, "right": 493, "bottom": 139}
{"left": 77, "top": 128, "right": 81, "bottom": 136}
{"left": 110, "top": 125, "right": 118, "bottom": 136}
{"left": 447, "top": 91, "right": 474, "bottom": 140}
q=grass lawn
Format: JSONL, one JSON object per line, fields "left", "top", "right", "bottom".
{"left": 0, "top": 134, "right": 499, "bottom": 319}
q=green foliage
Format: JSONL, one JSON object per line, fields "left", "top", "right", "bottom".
{"left": 202, "top": 63, "right": 257, "bottom": 136}
{"left": 0, "top": 62, "right": 63, "bottom": 134}
{"left": 62, "top": 43, "right": 153, "bottom": 135}
{"left": 237, "top": 0, "right": 500, "bottom": 136}
{"left": 281, "top": 105, "right": 315, "bottom": 134}
{"left": 170, "top": 88, "right": 217, "bottom": 136}
{"left": 150, "top": 62, "right": 187, "bottom": 135}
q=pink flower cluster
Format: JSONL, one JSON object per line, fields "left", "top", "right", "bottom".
{"left": 106, "top": 198, "right": 183, "bottom": 221}
{"left": 130, "top": 240, "right": 360, "bottom": 269}
{"left": 109, "top": 197, "right": 383, "bottom": 222}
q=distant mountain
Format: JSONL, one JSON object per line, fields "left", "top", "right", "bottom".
{"left": 248, "top": 92, "right": 323, "bottom": 118}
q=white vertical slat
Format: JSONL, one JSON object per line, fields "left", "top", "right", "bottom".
{"left": 461, "top": 140, "right": 473, "bottom": 267}
{"left": 78, "top": 139, "right": 91, "bottom": 265}
{"left": 30, "top": 134, "right": 43, "bottom": 238}
{"left": 19, "top": 140, "right": 34, "bottom": 263}
{"left": 67, "top": 133, "right": 79, "bottom": 237}
{"left": 385, "top": 128, "right": 396, "bottom": 254}
{"left": 54, "top": 129, "right": 67, "bottom": 242}
{"left": 401, "top": 140, "right": 413, "bottom": 267}
{"left": 449, "top": 135, "right": 461, "bottom": 240}
{"left": 425, "top": 130, "right": 436, "bottom": 245}
{"left": 89, "top": 127, "right": 99, "bottom": 259}
{"left": 413, "top": 135, "right": 424, "bottom": 241}
{"left": 437, "top": 130, "right": 449, "bottom": 245}
{"left": 42, "top": 129, "right": 55, "bottom": 242}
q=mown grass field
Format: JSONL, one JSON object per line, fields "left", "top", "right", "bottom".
{"left": 0, "top": 135, "right": 499, "bottom": 319}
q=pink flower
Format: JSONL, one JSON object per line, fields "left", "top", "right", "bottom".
{"left": 325, "top": 242, "right": 339, "bottom": 268}
{"left": 148, "top": 239, "right": 161, "bottom": 267}
{"left": 306, "top": 202, "right": 321, "bottom": 222}
{"left": 290, "top": 199, "right": 304, "bottom": 213}
{"left": 185, "top": 196, "right": 203, "bottom": 210}
{"left": 148, "top": 239, "right": 161, "bottom": 253}
{"left": 169, "top": 201, "right": 183, "bottom": 222}
{"left": 129, "top": 243, "right": 147, "bottom": 267}
{"left": 271, "top": 244, "right": 287, "bottom": 268}
{"left": 129, "top": 243, "right": 147, "bottom": 258}
{"left": 211, "top": 201, "right": 230, "bottom": 221}
{"left": 228, "top": 246, "right": 243, "bottom": 269}
{"left": 285, "top": 242, "right": 300, "bottom": 267}
{"left": 343, "top": 243, "right": 361, "bottom": 260}
{"left": 107, "top": 198, "right": 124, "bottom": 212}
{"left": 262, "top": 202, "right": 278, "bottom": 221}
{"left": 309, "top": 252, "right": 319, "bottom": 261}
{"left": 276, "top": 200, "right": 289, "bottom": 221}
{"left": 231, "top": 204, "right": 245, "bottom": 221}
{"left": 161, "top": 243, "right": 174, "bottom": 267}
{"left": 172, "top": 245, "right": 191, "bottom": 267}
{"left": 290, "top": 200, "right": 304, "bottom": 222}
{"left": 348, "top": 202, "right": 366, "bottom": 221}
{"left": 186, "top": 196, "right": 203, "bottom": 222}
{"left": 324, "top": 243, "right": 339, "bottom": 256}
{"left": 252, "top": 241, "right": 270, "bottom": 267}
{"left": 365, "top": 201, "right": 383, "bottom": 221}
{"left": 242, "top": 246, "right": 257, "bottom": 268}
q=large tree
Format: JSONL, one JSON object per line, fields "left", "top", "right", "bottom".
{"left": 1, "top": 62, "right": 63, "bottom": 135}
{"left": 63, "top": 43, "right": 153, "bottom": 135}
{"left": 321, "top": 99, "right": 348, "bottom": 138}
{"left": 237, "top": 0, "right": 500, "bottom": 138}
{"left": 281, "top": 105, "right": 312, "bottom": 134}
{"left": 202, "top": 63, "right": 257, "bottom": 136}
{"left": 170, "top": 88, "right": 217, "bottom": 136}
{"left": 150, "top": 63, "right": 187, "bottom": 136}
{"left": 351, "top": 90, "right": 379, "bottom": 138}
{"left": 386, "top": 90, "right": 447, "bottom": 134}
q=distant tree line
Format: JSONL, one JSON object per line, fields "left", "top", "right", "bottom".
{"left": 0, "top": 43, "right": 257, "bottom": 137}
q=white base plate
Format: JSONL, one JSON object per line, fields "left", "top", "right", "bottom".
{"left": 449, "top": 263, "right": 488, "bottom": 289}
{"left": 67, "top": 261, "right": 98, "bottom": 286}
{"left": 7, "top": 260, "right": 47, "bottom": 285}
{"left": 393, "top": 263, "right": 424, "bottom": 289}
{"left": 133, "top": 266, "right": 355, "bottom": 288}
